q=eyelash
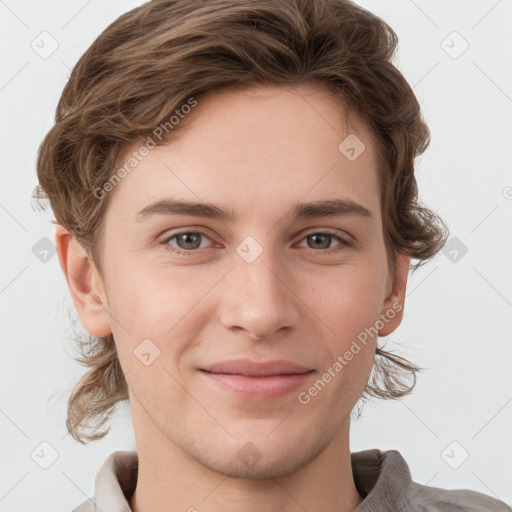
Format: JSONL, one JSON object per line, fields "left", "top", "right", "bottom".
{"left": 159, "top": 230, "right": 352, "bottom": 256}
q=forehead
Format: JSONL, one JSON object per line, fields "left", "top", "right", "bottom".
{"left": 107, "top": 84, "right": 381, "bottom": 223}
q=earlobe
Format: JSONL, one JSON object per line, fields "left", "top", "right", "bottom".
{"left": 55, "top": 225, "right": 112, "bottom": 337}
{"left": 378, "top": 252, "right": 410, "bottom": 337}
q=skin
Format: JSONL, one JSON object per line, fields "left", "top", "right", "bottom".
{"left": 56, "top": 83, "right": 410, "bottom": 512}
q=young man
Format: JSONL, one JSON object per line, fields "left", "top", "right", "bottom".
{"left": 33, "top": 1, "right": 510, "bottom": 511}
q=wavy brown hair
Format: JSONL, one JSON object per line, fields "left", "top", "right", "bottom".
{"left": 33, "top": 0, "right": 449, "bottom": 443}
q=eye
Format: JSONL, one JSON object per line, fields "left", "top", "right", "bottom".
{"left": 160, "top": 230, "right": 351, "bottom": 256}
{"left": 297, "top": 232, "right": 352, "bottom": 254}
{"left": 161, "top": 231, "right": 214, "bottom": 254}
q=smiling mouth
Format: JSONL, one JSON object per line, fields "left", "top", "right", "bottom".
{"left": 198, "top": 365, "right": 315, "bottom": 401}
{"left": 200, "top": 358, "right": 313, "bottom": 377}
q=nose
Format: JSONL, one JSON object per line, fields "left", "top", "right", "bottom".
{"left": 219, "top": 243, "right": 301, "bottom": 341}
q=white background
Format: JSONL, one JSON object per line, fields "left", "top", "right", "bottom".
{"left": 1, "top": 0, "right": 511, "bottom": 510}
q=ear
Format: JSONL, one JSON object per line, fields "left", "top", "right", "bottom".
{"left": 378, "top": 252, "right": 410, "bottom": 337}
{"left": 55, "top": 224, "right": 112, "bottom": 337}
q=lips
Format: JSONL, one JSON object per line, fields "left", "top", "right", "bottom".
{"left": 200, "top": 358, "right": 312, "bottom": 377}
{"left": 198, "top": 359, "right": 315, "bottom": 400}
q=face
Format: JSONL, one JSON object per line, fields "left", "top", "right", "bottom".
{"left": 70, "top": 83, "right": 409, "bottom": 478}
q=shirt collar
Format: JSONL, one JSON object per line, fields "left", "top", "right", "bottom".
{"left": 94, "top": 450, "right": 138, "bottom": 512}
{"left": 351, "top": 449, "right": 414, "bottom": 511}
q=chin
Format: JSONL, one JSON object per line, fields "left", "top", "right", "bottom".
{"left": 198, "top": 447, "right": 318, "bottom": 480}
{"left": 179, "top": 427, "right": 332, "bottom": 480}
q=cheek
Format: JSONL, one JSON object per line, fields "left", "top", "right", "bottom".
{"left": 104, "top": 260, "right": 222, "bottom": 378}
{"left": 105, "top": 257, "right": 209, "bottom": 334}
{"left": 304, "top": 263, "right": 387, "bottom": 393}
{"left": 304, "top": 262, "right": 388, "bottom": 336}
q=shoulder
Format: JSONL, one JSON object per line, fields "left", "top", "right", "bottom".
{"left": 407, "top": 481, "right": 512, "bottom": 512}
{"left": 352, "top": 448, "right": 511, "bottom": 512}
{"left": 71, "top": 450, "right": 138, "bottom": 512}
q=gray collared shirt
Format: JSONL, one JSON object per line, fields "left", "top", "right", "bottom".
{"left": 73, "top": 449, "right": 511, "bottom": 512}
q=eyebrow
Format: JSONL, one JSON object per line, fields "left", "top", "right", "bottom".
{"left": 135, "top": 197, "right": 373, "bottom": 223}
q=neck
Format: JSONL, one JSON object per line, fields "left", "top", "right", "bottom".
{"left": 128, "top": 399, "right": 363, "bottom": 512}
